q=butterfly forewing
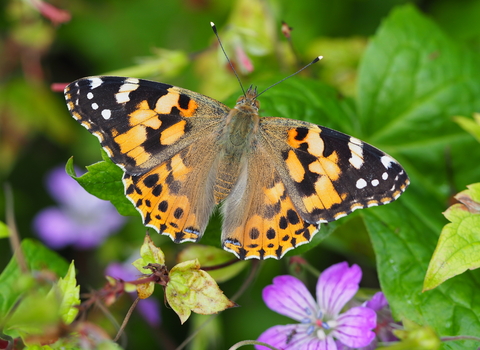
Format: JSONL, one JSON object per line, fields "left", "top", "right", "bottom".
{"left": 65, "top": 77, "right": 229, "bottom": 174}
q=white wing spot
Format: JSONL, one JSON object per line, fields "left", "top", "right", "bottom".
{"left": 91, "top": 103, "right": 99, "bottom": 110}
{"left": 125, "top": 78, "right": 140, "bottom": 84}
{"left": 101, "top": 109, "right": 112, "bottom": 120}
{"left": 381, "top": 155, "right": 394, "bottom": 169}
{"left": 115, "top": 92, "right": 130, "bottom": 103}
{"left": 89, "top": 77, "right": 103, "bottom": 89}
{"left": 348, "top": 137, "right": 364, "bottom": 169}
{"left": 87, "top": 92, "right": 94, "bottom": 100}
{"left": 371, "top": 179, "right": 379, "bottom": 187}
{"left": 382, "top": 172, "right": 388, "bottom": 180}
{"left": 115, "top": 81, "right": 140, "bottom": 103}
{"left": 115, "top": 91, "right": 130, "bottom": 103}
{"left": 356, "top": 178, "right": 367, "bottom": 189}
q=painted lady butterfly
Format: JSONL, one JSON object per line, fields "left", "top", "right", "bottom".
{"left": 64, "top": 70, "right": 409, "bottom": 260}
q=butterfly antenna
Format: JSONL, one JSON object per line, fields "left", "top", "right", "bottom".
{"left": 256, "top": 56, "right": 323, "bottom": 99}
{"left": 210, "top": 22, "right": 246, "bottom": 97}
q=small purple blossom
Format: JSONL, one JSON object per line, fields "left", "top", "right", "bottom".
{"left": 106, "top": 259, "right": 161, "bottom": 327}
{"left": 336, "top": 292, "right": 399, "bottom": 350}
{"left": 256, "top": 262, "right": 376, "bottom": 350}
{"left": 33, "top": 166, "right": 125, "bottom": 249}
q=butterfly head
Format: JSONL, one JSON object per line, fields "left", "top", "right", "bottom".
{"left": 236, "top": 85, "right": 260, "bottom": 111}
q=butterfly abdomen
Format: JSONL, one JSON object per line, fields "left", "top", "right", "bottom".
{"left": 213, "top": 100, "right": 261, "bottom": 203}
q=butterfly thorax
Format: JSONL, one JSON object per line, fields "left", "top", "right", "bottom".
{"left": 213, "top": 88, "right": 260, "bottom": 203}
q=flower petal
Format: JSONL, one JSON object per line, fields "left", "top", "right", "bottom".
{"left": 304, "top": 335, "right": 337, "bottom": 350}
{"left": 33, "top": 207, "right": 77, "bottom": 248}
{"left": 316, "top": 262, "right": 361, "bottom": 316}
{"left": 364, "top": 292, "right": 388, "bottom": 311}
{"left": 256, "top": 324, "right": 326, "bottom": 350}
{"left": 263, "top": 275, "right": 317, "bottom": 322}
{"left": 333, "top": 306, "right": 376, "bottom": 348}
{"left": 137, "top": 298, "right": 161, "bottom": 327}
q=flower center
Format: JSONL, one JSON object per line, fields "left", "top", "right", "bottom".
{"left": 305, "top": 308, "right": 338, "bottom": 339}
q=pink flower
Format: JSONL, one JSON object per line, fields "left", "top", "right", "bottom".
{"left": 30, "top": 0, "right": 71, "bottom": 25}
{"left": 257, "top": 262, "right": 376, "bottom": 350}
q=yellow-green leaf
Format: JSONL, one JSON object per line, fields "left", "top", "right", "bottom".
{"left": 132, "top": 235, "right": 166, "bottom": 299}
{"left": 132, "top": 234, "right": 165, "bottom": 272}
{"left": 166, "top": 259, "right": 236, "bottom": 324}
{"left": 424, "top": 183, "right": 480, "bottom": 290}
{"left": 454, "top": 113, "right": 480, "bottom": 143}
{"left": 0, "top": 221, "right": 9, "bottom": 238}
{"left": 53, "top": 261, "right": 80, "bottom": 324}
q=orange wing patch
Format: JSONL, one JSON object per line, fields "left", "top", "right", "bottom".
{"left": 123, "top": 152, "right": 201, "bottom": 243}
{"left": 155, "top": 89, "right": 198, "bottom": 117}
{"left": 285, "top": 128, "right": 346, "bottom": 212}
{"left": 223, "top": 167, "right": 319, "bottom": 260}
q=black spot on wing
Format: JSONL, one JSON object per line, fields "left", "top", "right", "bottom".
{"left": 143, "top": 174, "right": 159, "bottom": 187}
{"left": 249, "top": 227, "right": 260, "bottom": 240}
{"left": 178, "top": 94, "right": 191, "bottom": 110}
{"left": 158, "top": 201, "right": 168, "bottom": 212}
{"left": 294, "top": 127, "right": 309, "bottom": 141}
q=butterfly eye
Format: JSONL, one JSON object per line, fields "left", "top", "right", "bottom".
{"left": 236, "top": 96, "right": 245, "bottom": 105}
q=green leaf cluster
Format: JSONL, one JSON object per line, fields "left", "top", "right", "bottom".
{"left": 0, "top": 240, "right": 78, "bottom": 345}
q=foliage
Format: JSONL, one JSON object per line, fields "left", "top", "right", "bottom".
{"left": 3, "top": 0, "right": 480, "bottom": 349}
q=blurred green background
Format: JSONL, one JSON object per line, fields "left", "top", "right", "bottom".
{"left": 2, "top": 0, "right": 480, "bottom": 348}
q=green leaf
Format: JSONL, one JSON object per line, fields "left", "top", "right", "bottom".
{"left": 0, "top": 239, "right": 69, "bottom": 336}
{"left": 0, "top": 221, "right": 9, "bottom": 238}
{"left": 132, "top": 234, "right": 166, "bottom": 299}
{"left": 424, "top": 183, "right": 480, "bottom": 290}
{"left": 132, "top": 234, "right": 166, "bottom": 271}
{"left": 377, "top": 319, "right": 441, "bottom": 350}
{"left": 53, "top": 261, "right": 80, "bottom": 325}
{"left": 105, "top": 49, "right": 189, "bottom": 78}
{"left": 454, "top": 114, "right": 480, "bottom": 143}
{"left": 359, "top": 5, "right": 480, "bottom": 349}
{"left": 4, "top": 284, "right": 61, "bottom": 342}
{"left": 365, "top": 202, "right": 480, "bottom": 350}
{"left": 358, "top": 5, "right": 480, "bottom": 194}
{"left": 166, "top": 259, "right": 237, "bottom": 324}
{"left": 66, "top": 151, "right": 138, "bottom": 216}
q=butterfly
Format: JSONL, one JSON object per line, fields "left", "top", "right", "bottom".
{"left": 64, "top": 75, "right": 409, "bottom": 260}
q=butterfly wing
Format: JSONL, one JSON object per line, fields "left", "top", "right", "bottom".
{"left": 261, "top": 118, "right": 409, "bottom": 223}
{"left": 221, "top": 144, "right": 319, "bottom": 260}
{"left": 65, "top": 77, "right": 230, "bottom": 242}
{"left": 222, "top": 117, "right": 409, "bottom": 260}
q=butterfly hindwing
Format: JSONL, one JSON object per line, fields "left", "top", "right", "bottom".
{"left": 123, "top": 139, "right": 221, "bottom": 243}
{"left": 221, "top": 143, "right": 318, "bottom": 260}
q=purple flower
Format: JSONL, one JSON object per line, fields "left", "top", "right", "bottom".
{"left": 33, "top": 166, "right": 125, "bottom": 249}
{"left": 106, "top": 260, "right": 161, "bottom": 327}
{"left": 335, "top": 292, "right": 399, "bottom": 350}
{"left": 256, "top": 262, "right": 376, "bottom": 350}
